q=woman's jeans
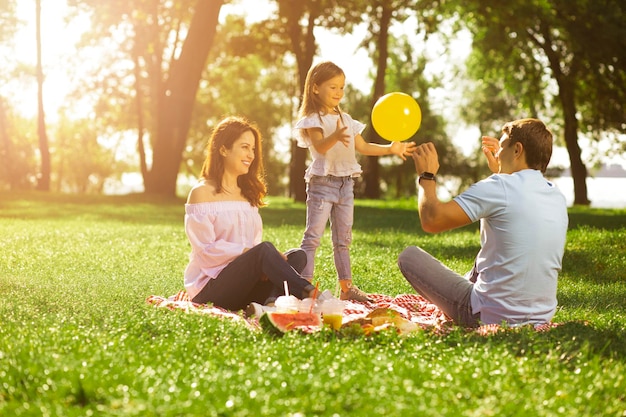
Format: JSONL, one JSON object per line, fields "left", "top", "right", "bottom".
{"left": 192, "top": 242, "right": 313, "bottom": 311}
{"left": 398, "top": 246, "right": 480, "bottom": 327}
{"left": 301, "top": 175, "right": 354, "bottom": 281}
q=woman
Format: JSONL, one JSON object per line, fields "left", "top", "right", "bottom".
{"left": 184, "top": 116, "right": 316, "bottom": 311}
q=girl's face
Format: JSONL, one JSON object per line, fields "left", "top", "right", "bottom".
{"left": 222, "top": 130, "right": 256, "bottom": 177}
{"left": 313, "top": 74, "right": 345, "bottom": 113}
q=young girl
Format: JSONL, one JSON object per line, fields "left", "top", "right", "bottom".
{"left": 294, "top": 61, "right": 417, "bottom": 302}
{"left": 184, "top": 116, "right": 316, "bottom": 312}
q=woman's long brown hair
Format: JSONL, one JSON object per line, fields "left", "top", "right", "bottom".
{"left": 200, "top": 116, "right": 267, "bottom": 207}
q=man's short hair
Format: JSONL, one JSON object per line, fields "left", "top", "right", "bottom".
{"left": 502, "top": 118, "right": 553, "bottom": 173}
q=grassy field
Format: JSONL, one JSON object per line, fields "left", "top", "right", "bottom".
{"left": 1, "top": 191, "right": 625, "bottom": 416}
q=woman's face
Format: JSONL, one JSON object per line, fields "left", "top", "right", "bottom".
{"left": 313, "top": 74, "right": 345, "bottom": 113}
{"left": 222, "top": 130, "right": 256, "bottom": 176}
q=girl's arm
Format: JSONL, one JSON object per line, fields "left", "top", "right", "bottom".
{"left": 354, "top": 134, "right": 417, "bottom": 160}
{"left": 307, "top": 119, "right": 351, "bottom": 154}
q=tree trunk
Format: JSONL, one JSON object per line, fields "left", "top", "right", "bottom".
{"left": 560, "top": 82, "right": 590, "bottom": 205}
{"left": 144, "top": 0, "right": 223, "bottom": 196}
{"left": 362, "top": 0, "right": 392, "bottom": 199}
{"left": 0, "top": 97, "right": 17, "bottom": 190}
{"left": 534, "top": 24, "right": 589, "bottom": 205}
{"left": 35, "top": 0, "right": 50, "bottom": 191}
{"left": 285, "top": 1, "right": 317, "bottom": 202}
{"left": 132, "top": 42, "right": 148, "bottom": 182}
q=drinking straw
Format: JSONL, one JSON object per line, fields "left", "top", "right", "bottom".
{"left": 309, "top": 281, "right": 320, "bottom": 314}
{"left": 283, "top": 281, "right": 289, "bottom": 297}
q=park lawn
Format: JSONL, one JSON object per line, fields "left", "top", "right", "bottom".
{"left": 0, "top": 191, "right": 625, "bottom": 416}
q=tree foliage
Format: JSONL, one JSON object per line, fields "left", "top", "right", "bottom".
{"left": 188, "top": 14, "right": 296, "bottom": 196}
{"left": 427, "top": 0, "right": 626, "bottom": 205}
{"left": 0, "top": 0, "right": 18, "bottom": 43}
{"left": 68, "top": 0, "right": 223, "bottom": 197}
{"left": 2, "top": 0, "right": 622, "bottom": 202}
{"left": 0, "top": 98, "right": 39, "bottom": 190}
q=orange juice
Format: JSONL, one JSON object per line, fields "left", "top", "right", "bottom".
{"left": 323, "top": 313, "right": 342, "bottom": 330}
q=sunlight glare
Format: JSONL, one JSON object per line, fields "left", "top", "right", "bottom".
{"left": 10, "top": 0, "right": 91, "bottom": 122}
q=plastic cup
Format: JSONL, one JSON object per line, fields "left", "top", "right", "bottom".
{"left": 321, "top": 299, "right": 345, "bottom": 330}
{"left": 274, "top": 295, "right": 300, "bottom": 313}
{"left": 298, "top": 298, "right": 321, "bottom": 314}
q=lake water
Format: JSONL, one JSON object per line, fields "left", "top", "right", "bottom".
{"left": 104, "top": 173, "right": 625, "bottom": 209}
{"left": 552, "top": 177, "right": 626, "bottom": 209}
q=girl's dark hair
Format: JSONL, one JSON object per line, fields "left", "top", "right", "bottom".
{"left": 200, "top": 116, "right": 266, "bottom": 207}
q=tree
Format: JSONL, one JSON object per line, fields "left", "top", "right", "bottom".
{"left": 0, "top": 0, "right": 18, "bottom": 42}
{"left": 0, "top": 0, "right": 20, "bottom": 190}
{"left": 350, "top": 0, "right": 467, "bottom": 198}
{"left": 54, "top": 115, "right": 117, "bottom": 193}
{"left": 35, "top": 0, "right": 50, "bottom": 191}
{"left": 143, "top": 0, "right": 223, "bottom": 196}
{"left": 270, "top": 0, "right": 373, "bottom": 202}
{"left": 432, "top": 0, "right": 626, "bottom": 205}
{"left": 0, "top": 100, "right": 40, "bottom": 190}
{"left": 69, "top": 0, "right": 224, "bottom": 197}
{"left": 187, "top": 14, "right": 297, "bottom": 196}
{"left": 361, "top": 0, "right": 394, "bottom": 199}
{"left": 0, "top": 97, "right": 15, "bottom": 189}
{"left": 274, "top": 0, "right": 322, "bottom": 202}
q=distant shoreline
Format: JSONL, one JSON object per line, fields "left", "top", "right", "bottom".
{"left": 556, "top": 163, "right": 626, "bottom": 179}
{"left": 551, "top": 177, "right": 626, "bottom": 209}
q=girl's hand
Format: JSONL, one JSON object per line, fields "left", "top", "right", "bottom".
{"left": 331, "top": 118, "right": 350, "bottom": 147}
{"left": 481, "top": 136, "right": 500, "bottom": 173}
{"left": 390, "top": 141, "right": 417, "bottom": 160}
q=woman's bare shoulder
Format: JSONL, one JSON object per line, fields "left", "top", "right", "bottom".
{"left": 186, "top": 179, "right": 218, "bottom": 204}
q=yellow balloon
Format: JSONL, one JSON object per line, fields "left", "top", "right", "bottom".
{"left": 371, "top": 92, "right": 422, "bottom": 141}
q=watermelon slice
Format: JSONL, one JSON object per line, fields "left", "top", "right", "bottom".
{"left": 259, "top": 311, "right": 322, "bottom": 335}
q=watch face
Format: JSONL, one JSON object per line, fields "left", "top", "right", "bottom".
{"left": 421, "top": 172, "right": 435, "bottom": 180}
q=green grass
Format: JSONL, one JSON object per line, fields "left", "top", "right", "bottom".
{"left": 1, "top": 191, "right": 625, "bottom": 416}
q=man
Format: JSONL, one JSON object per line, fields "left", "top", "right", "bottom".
{"left": 398, "top": 118, "right": 568, "bottom": 327}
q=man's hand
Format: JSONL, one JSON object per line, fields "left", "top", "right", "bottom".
{"left": 482, "top": 136, "right": 501, "bottom": 173}
{"left": 411, "top": 142, "right": 440, "bottom": 176}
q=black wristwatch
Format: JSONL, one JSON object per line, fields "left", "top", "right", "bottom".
{"left": 418, "top": 172, "right": 436, "bottom": 183}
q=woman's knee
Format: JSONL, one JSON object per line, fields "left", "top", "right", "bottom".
{"left": 398, "top": 246, "right": 419, "bottom": 267}
{"left": 285, "top": 248, "right": 307, "bottom": 271}
{"left": 257, "top": 241, "right": 277, "bottom": 253}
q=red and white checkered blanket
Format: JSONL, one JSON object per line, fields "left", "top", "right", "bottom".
{"left": 146, "top": 291, "right": 559, "bottom": 335}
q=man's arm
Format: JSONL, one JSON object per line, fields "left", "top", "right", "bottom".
{"left": 411, "top": 143, "right": 472, "bottom": 233}
{"left": 417, "top": 179, "right": 471, "bottom": 233}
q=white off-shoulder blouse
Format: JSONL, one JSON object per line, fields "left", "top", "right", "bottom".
{"left": 183, "top": 201, "right": 262, "bottom": 300}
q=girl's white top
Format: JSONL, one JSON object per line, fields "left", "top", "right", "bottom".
{"left": 294, "top": 112, "right": 366, "bottom": 182}
{"left": 183, "top": 201, "right": 262, "bottom": 300}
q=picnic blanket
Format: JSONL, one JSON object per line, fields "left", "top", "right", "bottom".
{"left": 145, "top": 291, "right": 559, "bottom": 335}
